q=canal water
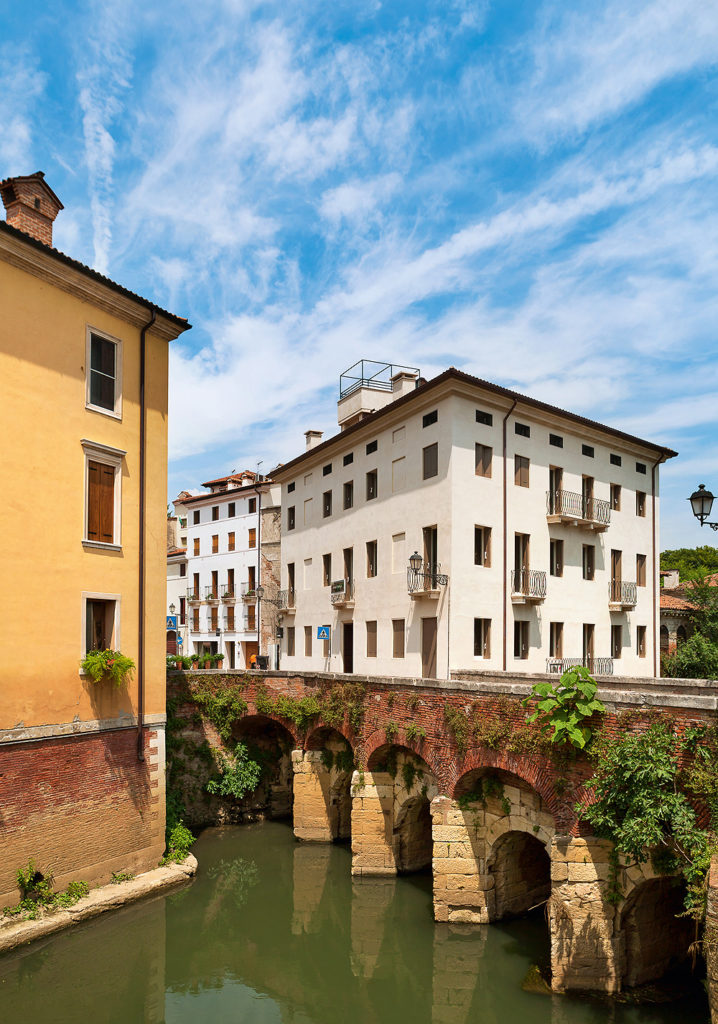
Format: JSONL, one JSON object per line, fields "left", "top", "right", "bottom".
{"left": 0, "top": 822, "right": 709, "bottom": 1023}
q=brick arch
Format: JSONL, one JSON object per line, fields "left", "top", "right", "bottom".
{"left": 304, "top": 723, "right": 355, "bottom": 752}
{"left": 240, "top": 708, "right": 301, "bottom": 749}
{"left": 448, "top": 750, "right": 561, "bottom": 824}
{"left": 361, "top": 728, "right": 443, "bottom": 779}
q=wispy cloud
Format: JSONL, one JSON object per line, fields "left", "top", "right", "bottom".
{"left": 75, "top": 1, "right": 132, "bottom": 273}
{"left": 0, "top": 47, "right": 46, "bottom": 170}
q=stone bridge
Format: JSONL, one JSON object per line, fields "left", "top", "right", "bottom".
{"left": 167, "top": 668, "right": 717, "bottom": 997}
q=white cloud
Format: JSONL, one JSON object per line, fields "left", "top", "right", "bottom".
{"left": 0, "top": 48, "right": 46, "bottom": 170}
{"left": 320, "top": 173, "right": 401, "bottom": 223}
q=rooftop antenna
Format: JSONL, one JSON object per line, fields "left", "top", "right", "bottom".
{"left": 256, "top": 459, "right": 264, "bottom": 481}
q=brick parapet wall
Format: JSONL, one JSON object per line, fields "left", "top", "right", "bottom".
{"left": 168, "top": 668, "right": 714, "bottom": 835}
{"left": 0, "top": 727, "right": 165, "bottom": 908}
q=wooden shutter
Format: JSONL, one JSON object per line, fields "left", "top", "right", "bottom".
{"left": 366, "top": 621, "right": 377, "bottom": 657}
{"left": 87, "top": 460, "right": 114, "bottom": 542}
{"left": 475, "top": 443, "right": 492, "bottom": 478}
{"left": 227, "top": 606, "right": 234, "bottom": 630}
{"left": 228, "top": 532, "right": 235, "bottom": 551}
{"left": 249, "top": 528, "right": 256, "bottom": 549}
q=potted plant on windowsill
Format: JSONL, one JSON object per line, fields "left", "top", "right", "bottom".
{"left": 190, "top": 654, "right": 200, "bottom": 670}
{"left": 213, "top": 653, "right": 225, "bottom": 669}
{"left": 202, "top": 653, "right": 212, "bottom": 669}
{"left": 81, "top": 649, "right": 135, "bottom": 687}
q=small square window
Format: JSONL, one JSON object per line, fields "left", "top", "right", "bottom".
{"left": 422, "top": 409, "right": 438, "bottom": 428}
{"left": 515, "top": 422, "right": 530, "bottom": 437}
{"left": 610, "top": 453, "right": 622, "bottom": 467}
{"left": 323, "top": 463, "right": 332, "bottom": 476}
{"left": 288, "top": 481, "right": 296, "bottom": 493}
{"left": 366, "top": 440, "right": 378, "bottom": 455}
{"left": 549, "top": 434, "right": 563, "bottom": 448}
{"left": 343, "top": 453, "right": 353, "bottom": 466}
{"left": 636, "top": 462, "right": 647, "bottom": 475}
{"left": 582, "top": 444, "right": 595, "bottom": 458}
{"left": 476, "top": 410, "right": 493, "bottom": 426}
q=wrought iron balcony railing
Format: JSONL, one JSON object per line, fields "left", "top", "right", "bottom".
{"left": 510, "top": 568, "right": 547, "bottom": 601}
{"left": 330, "top": 578, "right": 355, "bottom": 605}
{"left": 546, "top": 489, "right": 611, "bottom": 530}
{"left": 186, "top": 588, "right": 202, "bottom": 602}
{"left": 221, "top": 586, "right": 235, "bottom": 601}
{"left": 241, "top": 582, "right": 258, "bottom": 601}
{"left": 277, "top": 588, "right": 296, "bottom": 610}
{"left": 546, "top": 657, "right": 614, "bottom": 676}
{"left": 407, "top": 563, "right": 447, "bottom": 594}
{"left": 608, "top": 580, "right": 638, "bottom": 608}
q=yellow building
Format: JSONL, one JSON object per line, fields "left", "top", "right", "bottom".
{"left": 0, "top": 172, "right": 190, "bottom": 906}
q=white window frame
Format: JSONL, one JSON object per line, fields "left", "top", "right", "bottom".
{"left": 80, "top": 591, "right": 122, "bottom": 665}
{"left": 81, "top": 438, "right": 125, "bottom": 550}
{"left": 85, "top": 326, "right": 123, "bottom": 420}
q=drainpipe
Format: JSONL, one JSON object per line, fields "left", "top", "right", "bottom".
{"left": 137, "top": 306, "right": 156, "bottom": 761}
{"left": 651, "top": 450, "right": 669, "bottom": 677}
{"left": 502, "top": 399, "right": 518, "bottom": 670}
{"left": 256, "top": 485, "right": 262, "bottom": 659}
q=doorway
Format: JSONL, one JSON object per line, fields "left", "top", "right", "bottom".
{"left": 342, "top": 622, "right": 354, "bottom": 673}
{"left": 421, "top": 617, "right": 438, "bottom": 678}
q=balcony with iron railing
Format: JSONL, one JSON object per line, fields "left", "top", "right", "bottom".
{"left": 205, "top": 585, "right": 220, "bottom": 603}
{"left": 546, "top": 490, "right": 611, "bottom": 532}
{"left": 407, "top": 563, "right": 447, "bottom": 599}
{"left": 546, "top": 657, "right": 614, "bottom": 675}
{"left": 608, "top": 580, "right": 637, "bottom": 610}
{"left": 510, "top": 568, "right": 547, "bottom": 604}
{"left": 187, "top": 588, "right": 202, "bottom": 603}
{"left": 277, "top": 588, "right": 296, "bottom": 612}
{"left": 221, "top": 586, "right": 236, "bottom": 602}
{"left": 330, "top": 578, "right": 355, "bottom": 607}
{"left": 241, "top": 582, "right": 258, "bottom": 602}
{"left": 223, "top": 613, "right": 236, "bottom": 633}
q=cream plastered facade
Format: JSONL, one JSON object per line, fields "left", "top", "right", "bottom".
{"left": 173, "top": 482, "right": 280, "bottom": 667}
{"left": 275, "top": 373, "right": 672, "bottom": 680}
{"left": 0, "top": 223, "right": 188, "bottom": 733}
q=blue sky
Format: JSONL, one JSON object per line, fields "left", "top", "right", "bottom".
{"left": 3, "top": 0, "right": 718, "bottom": 548}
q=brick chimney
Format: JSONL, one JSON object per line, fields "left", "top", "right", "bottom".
{"left": 0, "top": 172, "right": 63, "bottom": 247}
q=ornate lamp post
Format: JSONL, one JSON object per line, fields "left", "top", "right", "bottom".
{"left": 688, "top": 484, "right": 718, "bottom": 530}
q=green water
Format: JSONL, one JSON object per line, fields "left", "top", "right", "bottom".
{"left": 0, "top": 822, "right": 709, "bottom": 1023}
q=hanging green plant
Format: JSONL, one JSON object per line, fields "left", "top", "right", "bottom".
{"left": 81, "top": 649, "right": 135, "bottom": 687}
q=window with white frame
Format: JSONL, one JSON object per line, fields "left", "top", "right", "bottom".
{"left": 82, "top": 439, "right": 124, "bottom": 548}
{"left": 82, "top": 592, "right": 120, "bottom": 656}
{"left": 86, "top": 328, "right": 122, "bottom": 418}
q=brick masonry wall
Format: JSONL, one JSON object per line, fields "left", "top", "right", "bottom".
{"left": 0, "top": 727, "right": 165, "bottom": 908}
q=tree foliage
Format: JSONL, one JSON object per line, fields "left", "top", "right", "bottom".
{"left": 661, "top": 545, "right": 718, "bottom": 578}
{"left": 206, "top": 742, "right": 262, "bottom": 800}
{"left": 581, "top": 722, "right": 714, "bottom": 917}
{"left": 523, "top": 667, "right": 605, "bottom": 749}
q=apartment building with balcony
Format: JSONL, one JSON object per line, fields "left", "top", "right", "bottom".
{"left": 273, "top": 360, "right": 676, "bottom": 681}
{"left": 170, "top": 472, "right": 279, "bottom": 668}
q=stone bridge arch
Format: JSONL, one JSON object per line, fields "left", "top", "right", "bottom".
{"left": 352, "top": 744, "right": 439, "bottom": 877}
{"left": 228, "top": 713, "right": 297, "bottom": 820}
{"left": 292, "top": 726, "right": 356, "bottom": 842}
{"left": 433, "top": 766, "right": 556, "bottom": 926}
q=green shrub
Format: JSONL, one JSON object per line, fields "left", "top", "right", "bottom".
{"left": 81, "top": 649, "right": 135, "bottom": 687}
{"left": 523, "top": 666, "right": 605, "bottom": 749}
{"left": 206, "top": 742, "right": 262, "bottom": 800}
{"left": 162, "top": 821, "right": 195, "bottom": 865}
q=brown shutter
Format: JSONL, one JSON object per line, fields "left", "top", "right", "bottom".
{"left": 366, "top": 621, "right": 377, "bottom": 657}
{"left": 99, "top": 464, "right": 114, "bottom": 542}
{"left": 87, "top": 461, "right": 101, "bottom": 540}
{"left": 249, "top": 528, "right": 256, "bottom": 549}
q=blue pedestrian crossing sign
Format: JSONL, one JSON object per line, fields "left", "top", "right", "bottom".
{"left": 166, "top": 615, "right": 178, "bottom": 630}
{"left": 316, "top": 625, "right": 330, "bottom": 640}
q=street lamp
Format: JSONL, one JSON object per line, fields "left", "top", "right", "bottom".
{"left": 689, "top": 484, "right": 717, "bottom": 528}
{"left": 409, "top": 551, "right": 423, "bottom": 572}
{"left": 169, "top": 602, "right": 176, "bottom": 615}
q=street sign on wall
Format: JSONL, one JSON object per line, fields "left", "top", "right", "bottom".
{"left": 316, "top": 625, "right": 330, "bottom": 640}
{"left": 166, "top": 615, "right": 178, "bottom": 630}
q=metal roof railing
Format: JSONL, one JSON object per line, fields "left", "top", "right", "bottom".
{"left": 339, "top": 360, "right": 420, "bottom": 400}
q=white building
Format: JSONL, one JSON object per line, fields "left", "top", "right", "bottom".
{"left": 168, "top": 472, "right": 279, "bottom": 668}
{"left": 273, "top": 362, "right": 676, "bottom": 680}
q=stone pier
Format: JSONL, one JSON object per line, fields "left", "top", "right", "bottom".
{"left": 350, "top": 771, "right": 395, "bottom": 875}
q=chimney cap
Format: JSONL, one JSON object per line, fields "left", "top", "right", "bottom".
{"left": 0, "top": 171, "right": 64, "bottom": 212}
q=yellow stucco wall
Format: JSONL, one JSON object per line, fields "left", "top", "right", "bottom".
{"left": 0, "top": 257, "right": 171, "bottom": 728}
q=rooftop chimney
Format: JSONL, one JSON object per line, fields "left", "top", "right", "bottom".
{"left": 305, "top": 430, "right": 323, "bottom": 451}
{"left": 0, "top": 171, "right": 63, "bottom": 247}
